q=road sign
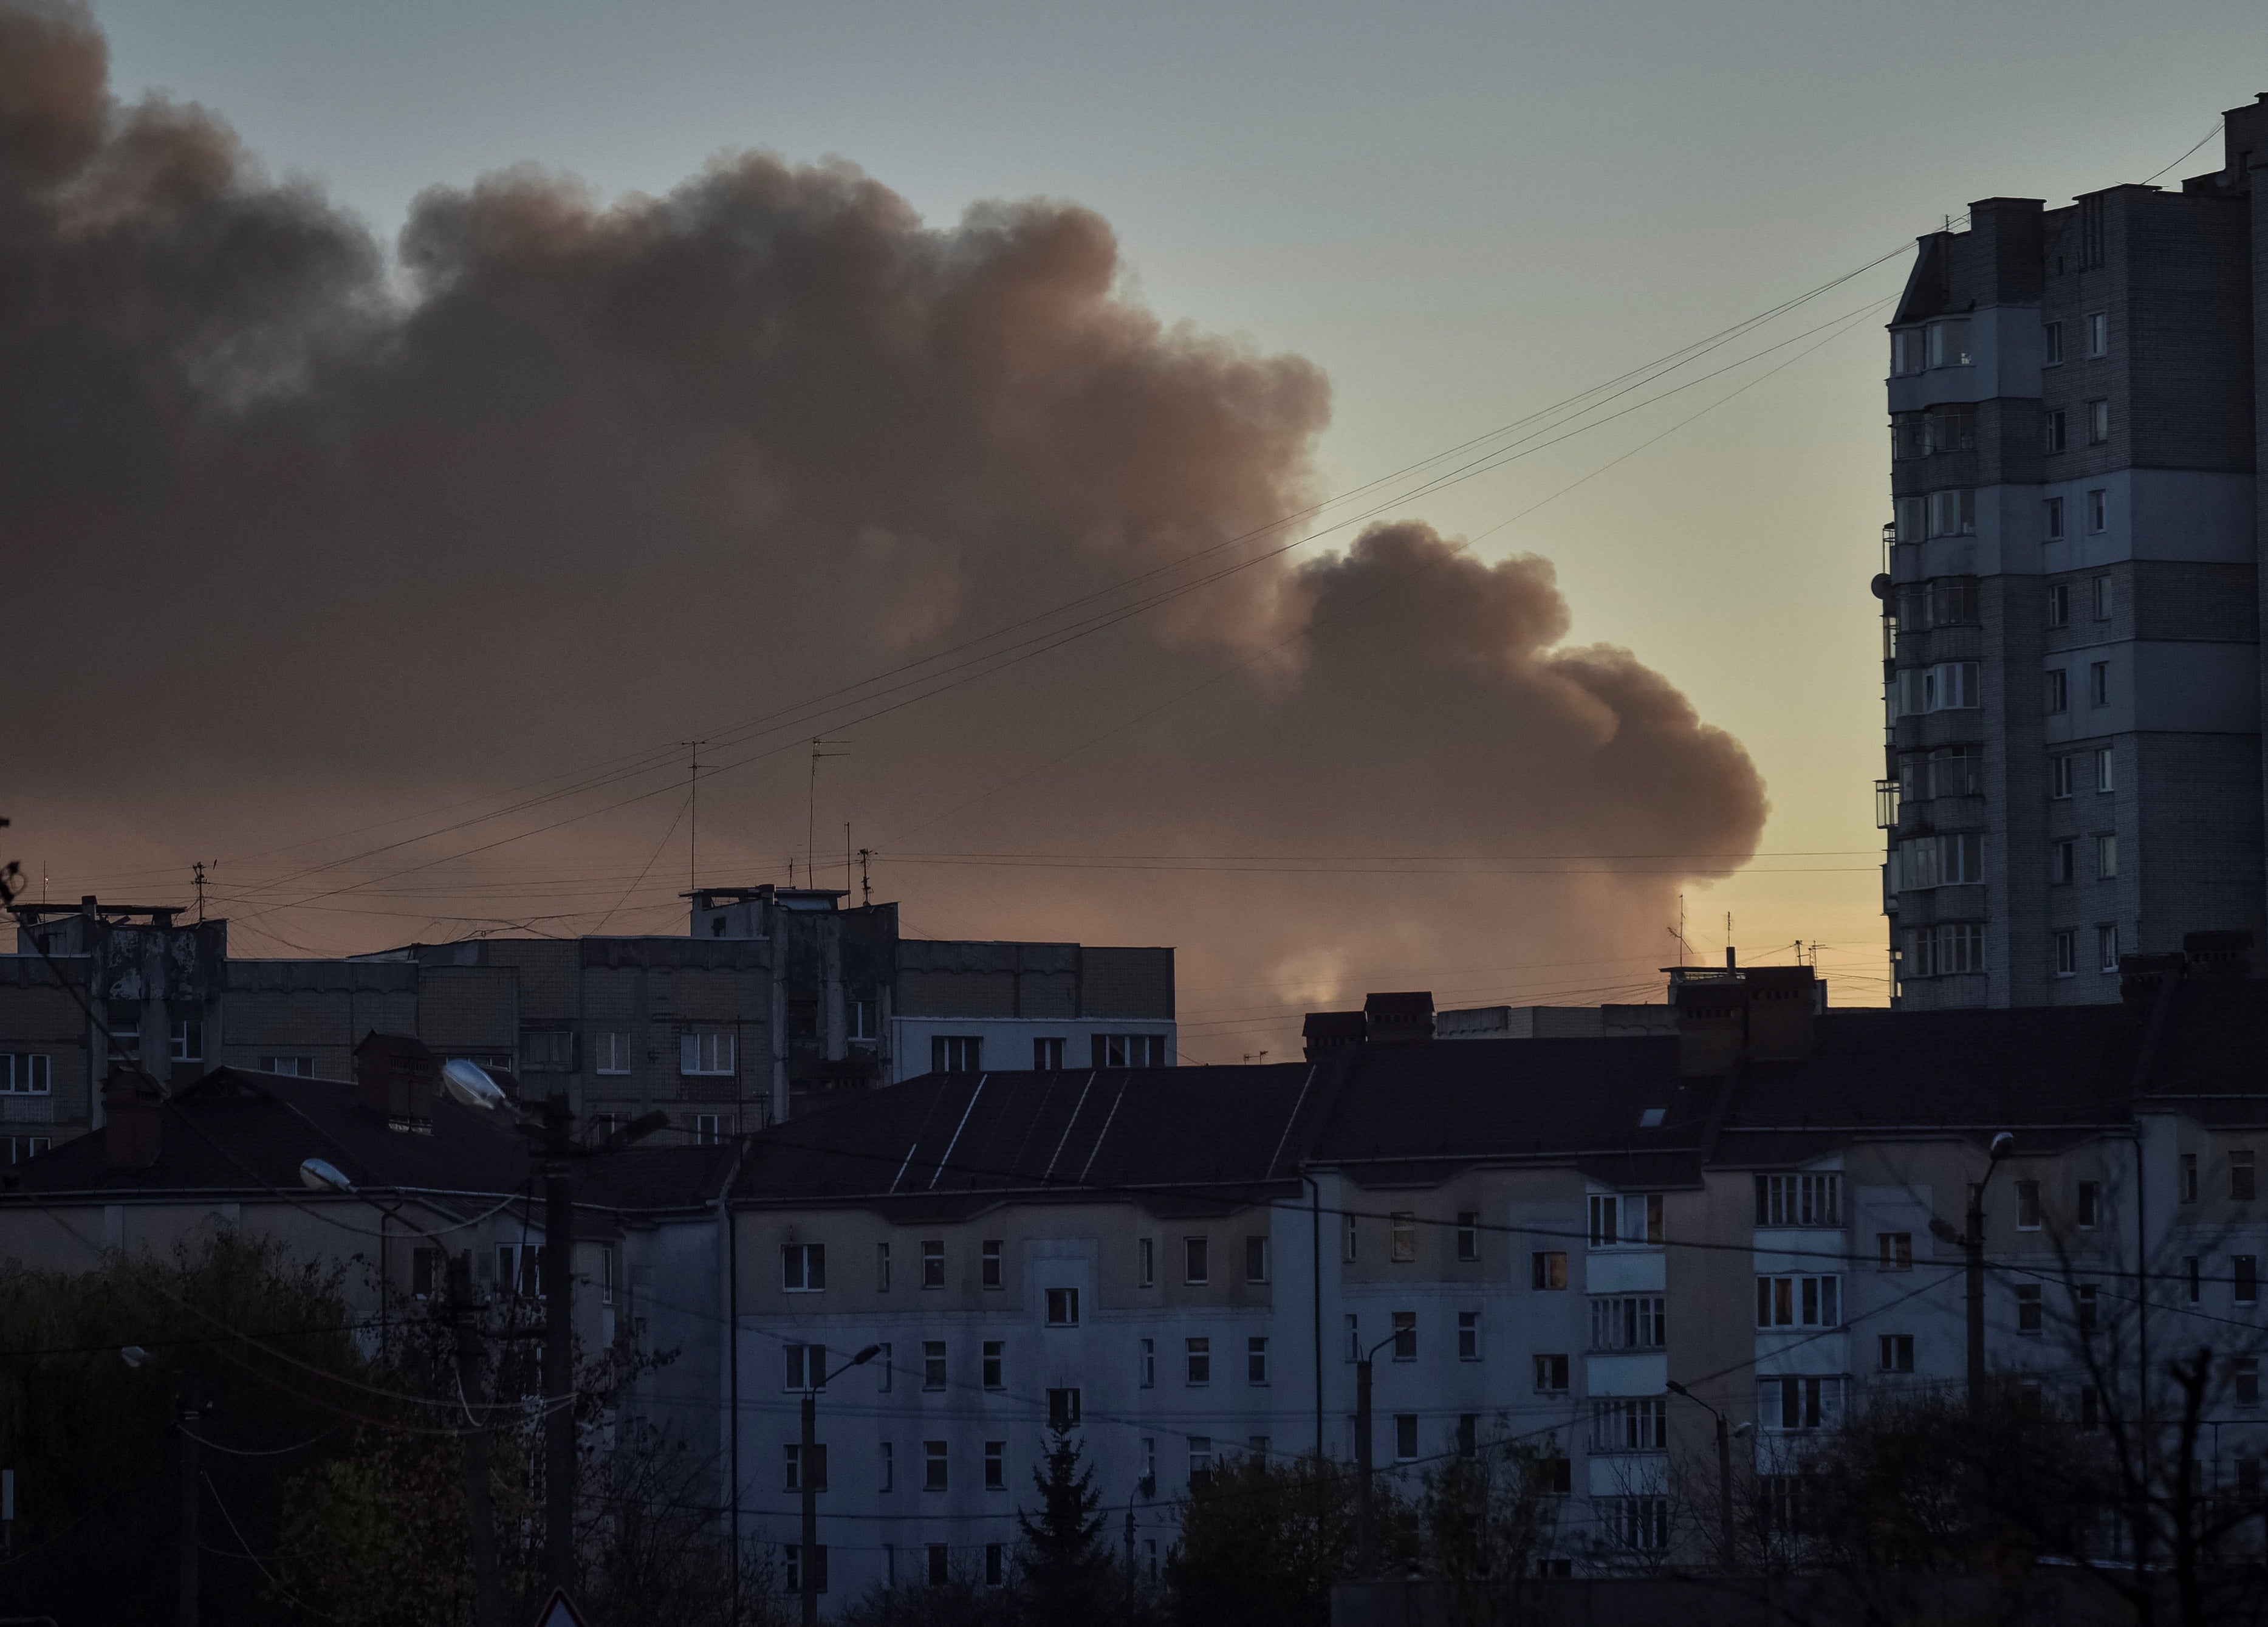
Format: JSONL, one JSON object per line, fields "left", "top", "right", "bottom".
{"left": 530, "top": 1589, "right": 588, "bottom": 1627}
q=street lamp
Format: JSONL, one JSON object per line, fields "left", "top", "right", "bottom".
{"left": 1665, "top": 1380, "right": 1751, "bottom": 1569}
{"left": 1354, "top": 1324, "right": 1413, "bottom": 1573}
{"left": 801, "top": 1344, "right": 882, "bottom": 1627}
{"left": 1931, "top": 1130, "right": 2015, "bottom": 1416}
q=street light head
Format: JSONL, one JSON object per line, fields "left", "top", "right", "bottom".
{"left": 441, "top": 1058, "right": 508, "bottom": 1112}
{"left": 1989, "top": 1131, "right": 2015, "bottom": 1160}
{"left": 1733, "top": 1422, "right": 1754, "bottom": 1439}
{"left": 852, "top": 1344, "right": 882, "bottom": 1366}
{"left": 119, "top": 1344, "right": 147, "bottom": 1368}
{"left": 298, "top": 1156, "right": 354, "bottom": 1195}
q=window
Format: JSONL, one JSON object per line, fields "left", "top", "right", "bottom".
{"left": 1188, "top": 1437, "right": 1213, "bottom": 1487}
{"left": 877, "top": 1242, "right": 891, "bottom": 1292}
{"left": 2087, "top": 399, "right": 2109, "bottom": 445}
{"left": 1894, "top": 661, "right": 1981, "bottom": 716}
{"left": 693, "top": 1113, "right": 722, "bottom": 1146}
{"left": 497, "top": 1244, "right": 546, "bottom": 1300}
{"left": 1591, "top": 1397, "right": 1668, "bottom": 1452}
{"left": 2077, "top": 1181, "right": 2100, "bottom": 1228}
{"left": 1390, "top": 1213, "right": 1417, "bottom": 1262}
{"left": 2088, "top": 488, "right": 2107, "bottom": 533}
{"left": 2054, "top": 930, "right": 2078, "bottom": 978}
{"left": 1044, "top": 1287, "right": 1079, "bottom": 1326}
{"left": 1391, "top": 1311, "right": 1416, "bottom": 1362}
{"left": 931, "top": 1035, "right": 982, "bottom": 1073}
{"left": 1139, "top": 1337, "right": 1155, "bottom": 1388}
{"left": 1880, "top": 1334, "right": 1915, "bottom": 1372}
{"left": 2016, "top": 1180, "right": 2041, "bottom": 1230}
{"left": 598, "top": 1244, "right": 615, "bottom": 1307}
{"left": 2097, "top": 747, "right": 2115, "bottom": 793}
{"left": 1248, "top": 1336, "right": 1269, "bottom": 1385}
{"left": 981, "top": 1341, "right": 1003, "bottom": 1389}
{"left": 1763, "top": 1375, "right": 1842, "bottom": 1432}
{"left": 2181, "top": 1154, "right": 2199, "bottom": 1203}
{"left": 2238, "top": 1151, "right": 2258, "bottom": 1202}
{"left": 927, "top": 1545, "right": 948, "bottom": 1586}
{"left": 1927, "top": 488, "right": 1976, "bottom": 538}
{"left": 1608, "top": 1496, "right": 1670, "bottom": 1552}
{"left": 1911, "top": 922, "right": 1986, "bottom": 978}
{"left": 2098, "top": 925, "right": 2120, "bottom": 974}
{"left": 1092, "top": 1033, "right": 1166, "bottom": 1067}
{"left": 1891, "top": 327, "right": 1925, "bottom": 376}
{"left": 1755, "top": 1173, "right": 1841, "bottom": 1227}
{"left": 1756, "top": 1275, "right": 1841, "bottom": 1329}
{"left": 880, "top": 1442, "right": 893, "bottom": 1491}
{"left": 2017, "top": 1283, "right": 2043, "bottom": 1334}
{"left": 169, "top": 1018, "right": 201, "bottom": 1063}
{"left": 2077, "top": 1283, "right": 2099, "bottom": 1334}
{"left": 1346, "top": 1314, "right": 1360, "bottom": 1362}
{"left": 1184, "top": 1237, "right": 1209, "bottom": 1285}
{"left": 1394, "top": 1414, "right": 1419, "bottom": 1462}
{"left": 1589, "top": 1295, "right": 1667, "bottom": 1351}
{"left": 784, "top": 1343, "right": 824, "bottom": 1389}
{"left": 2052, "top": 755, "right": 2075, "bottom": 799}
{"left": 922, "top": 1240, "right": 945, "bottom": 1288}
{"left": 2187, "top": 1257, "right": 2201, "bottom": 1302}
{"left": 1345, "top": 1214, "right": 1358, "bottom": 1262}
{"left": 1, "top": 1055, "right": 52, "bottom": 1094}
{"left": 1896, "top": 494, "right": 1925, "bottom": 546}
{"left": 2238, "top": 1359, "right": 2261, "bottom": 1408}
{"left": 2052, "top": 841, "right": 2075, "bottom": 885}
{"left": 2046, "top": 581, "right": 2070, "bottom": 626}
{"left": 2043, "top": 320, "right": 2064, "bottom": 365}
{"left": 1185, "top": 1337, "right": 1210, "bottom": 1386}
{"left": 1455, "top": 1211, "right": 1479, "bottom": 1262}
{"left": 5, "top": 1136, "right": 49, "bottom": 1164}
{"left": 922, "top": 1341, "right": 946, "bottom": 1390}
{"left": 1032, "top": 1036, "right": 1064, "bottom": 1071}
{"left": 1533, "top": 1354, "right": 1570, "bottom": 1392}
{"left": 1532, "top": 1251, "right": 1567, "bottom": 1290}
{"left": 2044, "top": 495, "right": 2065, "bottom": 539}
{"left": 1245, "top": 1236, "right": 1270, "bottom": 1283}
{"left": 783, "top": 1243, "right": 826, "bottom": 1292}
{"left": 1458, "top": 1310, "right": 1481, "bottom": 1362}
{"left": 680, "top": 1030, "right": 733, "bottom": 1075}
{"left": 985, "top": 1543, "right": 1005, "bottom": 1586}
{"left": 849, "top": 999, "right": 878, "bottom": 1042}
{"left": 2046, "top": 668, "right": 2069, "bottom": 714}
{"left": 257, "top": 1055, "right": 312, "bottom": 1078}
{"left": 981, "top": 1241, "right": 1002, "bottom": 1289}
{"left": 2044, "top": 407, "right": 2068, "bottom": 454}
{"left": 784, "top": 1544, "right": 827, "bottom": 1595}
{"left": 924, "top": 1441, "right": 948, "bottom": 1491}
{"left": 1922, "top": 744, "right": 1982, "bottom": 798}
{"left": 784, "top": 1442, "right": 828, "bottom": 1492}
{"left": 1138, "top": 1237, "right": 1154, "bottom": 1287}
{"left": 520, "top": 1027, "right": 573, "bottom": 1072}
{"left": 2092, "top": 575, "right": 2113, "bottom": 622}
{"left": 2085, "top": 311, "right": 2108, "bottom": 358}
{"left": 1588, "top": 1194, "right": 1619, "bottom": 1246}
{"left": 984, "top": 1441, "right": 1006, "bottom": 1490}
{"left": 1927, "top": 318, "right": 1972, "bottom": 369}
{"left": 2238, "top": 1256, "right": 2259, "bottom": 1307}
{"left": 2090, "top": 661, "right": 2109, "bottom": 707}
{"left": 1878, "top": 1232, "right": 1913, "bottom": 1271}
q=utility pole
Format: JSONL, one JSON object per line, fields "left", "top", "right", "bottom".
{"left": 1354, "top": 1351, "right": 1374, "bottom": 1572}
{"left": 801, "top": 1385, "right": 821, "bottom": 1627}
{"left": 1666, "top": 1380, "right": 1738, "bottom": 1570}
{"left": 177, "top": 1379, "right": 200, "bottom": 1627}
{"left": 450, "top": 1253, "right": 505, "bottom": 1627}
{"left": 543, "top": 1092, "right": 576, "bottom": 1594}
{"left": 191, "top": 862, "right": 207, "bottom": 924}
{"left": 807, "top": 739, "right": 848, "bottom": 886}
{"left": 857, "top": 849, "right": 872, "bottom": 907}
{"left": 1934, "top": 1131, "right": 2013, "bottom": 1417}
{"left": 682, "top": 741, "right": 707, "bottom": 891}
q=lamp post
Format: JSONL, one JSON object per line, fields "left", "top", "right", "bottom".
{"left": 1122, "top": 1471, "right": 1154, "bottom": 1599}
{"left": 1933, "top": 1131, "right": 2015, "bottom": 1417}
{"left": 1665, "top": 1380, "right": 1749, "bottom": 1570}
{"left": 802, "top": 1344, "right": 882, "bottom": 1627}
{"left": 1354, "top": 1324, "right": 1410, "bottom": 1574}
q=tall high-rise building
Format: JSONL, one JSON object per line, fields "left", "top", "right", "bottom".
{"left": 1882, "top": 97, "right": 2268, "bottom": 1007}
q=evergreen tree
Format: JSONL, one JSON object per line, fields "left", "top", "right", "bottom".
{"left": 1018, "top": 1424, "right": 1108, "bottom": 1624}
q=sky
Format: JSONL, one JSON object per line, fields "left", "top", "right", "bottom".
{"left": 12, "top": 0, "right": 2267, "bottom": 1060}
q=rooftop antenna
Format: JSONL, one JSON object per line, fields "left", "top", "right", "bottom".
{"left": 807, "top": 738, "right": 849, "bottom": 887}
{"left": 681, "top": 741, "right": 708, "bottom": 891}
{"left": 857, "top": 848, "right": 873, "bottom": 908}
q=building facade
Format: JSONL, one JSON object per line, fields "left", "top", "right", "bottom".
{"left": 1881, "top": 95, "right": 2268, "bottom": 1007}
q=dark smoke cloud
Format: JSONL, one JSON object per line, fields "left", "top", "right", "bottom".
{"left": 1, "top": 1, "right": 1766, "bottom": 1047}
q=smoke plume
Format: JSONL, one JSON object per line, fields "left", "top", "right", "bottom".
{"left": 1, "top": 1, "right": 1767, "bottom": 1054}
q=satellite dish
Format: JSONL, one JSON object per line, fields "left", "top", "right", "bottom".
{"left": 120, "top": 1344, "right": 148, "bottom": 1368}
{"left": 442, "top": 1058, "right": 507, "bottom": 1112}
{"left": 298, "top": 1157, "right": 354, "bottom": 1194}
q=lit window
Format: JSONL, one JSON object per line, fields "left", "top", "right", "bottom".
{"left": 1531, "top": 1252, "right": 1567, "bottom": 1290}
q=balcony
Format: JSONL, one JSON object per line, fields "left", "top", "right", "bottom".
{"left": 1874, "top": 780, "right": 1899, "bottom": 830}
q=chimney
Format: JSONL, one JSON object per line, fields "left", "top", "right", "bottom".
{"left": 1744, "top": 967, "right": 1818, "bottom": 1061}
{"left": 1674, "top": 981, "right": 1746, "bottom": 1078}
{"left": 2119, "top": 951, "right": 2187, "bottom": 1011}
{"left": 1362, "top": 992, "right": 1435, "bottom": 1044}
{"left": 2184, "top": 930, "right": 2254, "bottom": 980}
{"left": 1301, "top": 1010, "right": 1366, "bottom": 1062}
{"left": 353, "top": 1032, "right": 442, "bottom": 1129}
{"left": 103, "top": 1067, "right": 164, "bottom": 1172}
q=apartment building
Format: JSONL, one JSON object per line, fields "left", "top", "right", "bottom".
{"left": 1879, "top": 95, "right": 2268, "bottom": 1007}
{"left": 727, "top": 953, "right": 2268, "bottom": 1605}
{"left": 4, "top": 889, "right": 1175, "bottom": 1153}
